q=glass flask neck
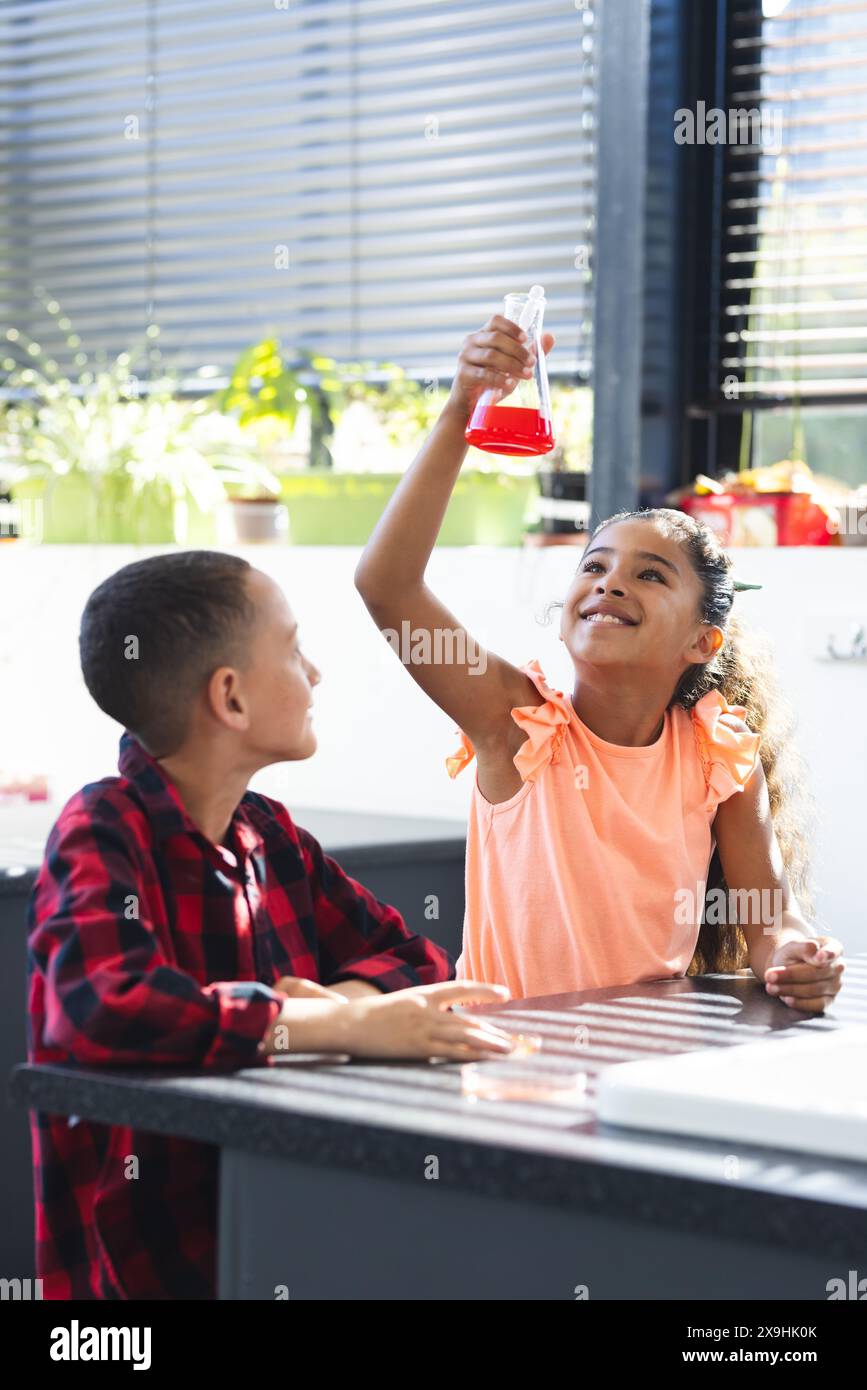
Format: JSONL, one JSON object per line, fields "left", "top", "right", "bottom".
{"left": 503, "top": 291, "right": 546, "bottom": 338}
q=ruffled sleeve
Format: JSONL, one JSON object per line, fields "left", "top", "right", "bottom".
{"left": 445, "top": 658, "right": 572, "bottom": 784}
{"left": 510, "top": 659, "right": 573, "bottom": 783}
{"left": 445, "top": 730, "right": 476, "bottom": 780}
{"left": 690, "top": 689, "right": 762, "bottom": 812}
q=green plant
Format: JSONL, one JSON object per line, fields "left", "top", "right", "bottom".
{"left": 213, "top": 339, "right": 335, "bottom": 468}
{"left": 2, "top": 293, "right": 279, "bottom": 510}
{"left": 211, "top": 337, "right": 305, "bottom": 429}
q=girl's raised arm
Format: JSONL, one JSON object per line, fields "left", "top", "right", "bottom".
{"left": 355, "top": 317, "right": 552, "bottom": 750}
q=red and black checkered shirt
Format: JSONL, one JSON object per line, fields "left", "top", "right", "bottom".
{"left": 26, "top": 732, "right": 453, "bottom": 1300}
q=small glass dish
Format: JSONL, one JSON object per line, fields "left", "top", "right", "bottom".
{"left": 461, "top": 1059, "right": 588, "bottom": 1105}
{"left": 505, "top": 1031, "right": 543, "bottom": 1057}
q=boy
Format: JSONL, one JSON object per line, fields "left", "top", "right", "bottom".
{"left": 27, "top": 550, "right": 512, "bottom": 1299}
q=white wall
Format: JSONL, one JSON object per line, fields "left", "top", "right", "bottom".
{"left": 2, "top": 543, "right": 865, "bottom": 948}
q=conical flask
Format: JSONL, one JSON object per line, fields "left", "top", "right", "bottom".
{"left": 465, "top": 286, "right": 555, "bottom": 456}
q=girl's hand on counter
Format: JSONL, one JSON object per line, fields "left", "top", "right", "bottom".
{"left": 445, "top": 314, "right": 554, "bottom": 420}
{"left": 764, "top": 935, "right": 845, "bottom": 1013}
{"left": 338, "top": 980, "right": 517, "bottom": 1061}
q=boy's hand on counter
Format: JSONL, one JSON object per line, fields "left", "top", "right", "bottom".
{"left": 260, "top": 980, "right": 515, "bottom": 1060}
{"left": 446, "top": 314, "right": 555, "bottom": 420}
{"left": 327, "top": 979, "right": 384, "bottom": 1000}
{"left": 764, "top": 935, "right": 845, "bottom": 1013}
{"left": 273, "top": 974, "right": 348, "bottom": 1003}
{"left": 337, "top": 980, "right": 517, "bottom": 1061}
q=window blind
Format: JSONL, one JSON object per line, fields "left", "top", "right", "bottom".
{"left": 2, "top": 0, "right": 596, "bottom": 382}
{"left": 720, "top": 0, "right": 867, "bottom": 406}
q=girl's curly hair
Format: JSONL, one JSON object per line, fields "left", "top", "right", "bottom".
{"left": 587, "top": 508, "right": 815, "bottom": 975}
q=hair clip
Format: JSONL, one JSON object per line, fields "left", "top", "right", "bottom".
{"left": 732, "top": 579, "right": 763, "bottom": 591}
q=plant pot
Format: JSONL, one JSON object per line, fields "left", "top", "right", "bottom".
{"left": 105, "top": 475, "right": 176, "bottom": 544}
{"left": 12, "top": 474, "right": 217, "bottom": 545}
{"left": 536, "top": 470, "right": 590, "bottom": 535}
{"left": 279, "top": 471, "right": 536, "bottom": 546}
{"left": 228, "top": 497, "right": 289, "bottom": 544}
{"left": 13, "top": 472, "right": 99, "bottom": 543}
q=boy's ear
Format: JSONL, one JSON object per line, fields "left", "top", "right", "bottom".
{"left": 207, "top": 666, "right": 250, "bottom": 731}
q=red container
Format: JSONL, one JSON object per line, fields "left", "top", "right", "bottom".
{"left": 465, "top": 403, "right": 554, "bottom": 457}
{"left": 679, "top": 491, "right": 833, "bottom": 546}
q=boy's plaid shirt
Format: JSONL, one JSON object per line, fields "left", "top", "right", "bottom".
{"left": 26, "top": 732, "right": 454, "bottom": 1299}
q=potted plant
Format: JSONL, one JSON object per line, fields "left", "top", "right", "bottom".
{"left": 216, "top": 343, "right": 538, "bottom": 546}
{"left": 3, "top": 296, "right": 279, "bottom": 544}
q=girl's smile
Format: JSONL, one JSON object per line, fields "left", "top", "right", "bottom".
{"left": 581, "top": 600, "right": 638, "bottom": 627}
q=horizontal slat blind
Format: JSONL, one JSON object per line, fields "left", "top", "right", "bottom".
{"left": 720, "top": 0, "right": 867, "bottom": 405}
{"left": 1, "top": 0, "right": 595, "bottom": 381}
{"left": 1, "top": 1, "right": 152, "bottom": 372}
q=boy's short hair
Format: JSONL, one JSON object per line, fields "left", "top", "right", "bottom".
{"left": 79, "top": 550, "right": 256, "bottom": 755}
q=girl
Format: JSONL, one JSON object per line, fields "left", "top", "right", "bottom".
{"left": 355, "top": 314, "right": 845, "bottom": 1011}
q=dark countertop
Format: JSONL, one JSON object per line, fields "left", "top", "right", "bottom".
{"left": 10, "top": 957, "right": 867, "bottom": 1262}
{"left": 0, "top": 803, "right": 467, "bottom": 893}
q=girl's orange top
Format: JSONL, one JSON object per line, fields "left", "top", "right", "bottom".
{"left": 446, "top": 659, "right": 762, "bottom": 1000}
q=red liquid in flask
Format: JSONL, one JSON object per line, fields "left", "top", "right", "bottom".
{"left": 465, "top": 403, "right": 554, "bottom": 457}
